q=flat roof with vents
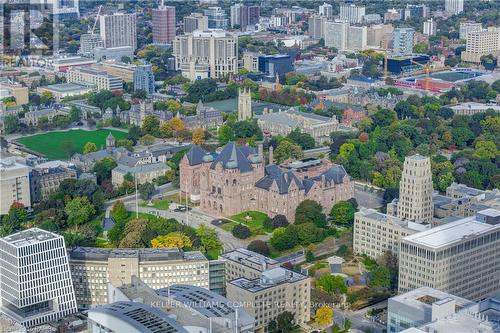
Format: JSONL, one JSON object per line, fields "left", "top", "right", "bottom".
{"left": 1, "top": 228, "right": 59, "bottom": 248}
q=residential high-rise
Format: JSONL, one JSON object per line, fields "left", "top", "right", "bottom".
{"left": 319, "top": 2, "right": 333, "bottom": 19}
{"left": 459, "top": 21, "right": 482, "bottom": 40}
{"left": 325, "top": 21, "right": 349, "bottom": 50}
{"left": 461, "top": 27, "right": 500, "bottom": 63}
{"left": 230, "top": 4, "right": 260, "bottom": 30}
{"left": 393, "top": 27, "right": 415, "bottom": 55}
{"left": 152, "top": 1, "right": 176, "bottom": 44}
{"left": 339, "top": 3, "right": 365, "bottom": 24}
{"left": 404, "top": 4, "right": 428, "bottom": 20}
{"left": 133, "top": 64, "right": 155, "bottom": 95}
{"left": 367, "top": 24, "right": 394, "bottom": 48}
{"left": 348, "top": 25, "right": 368, "bottom": 51}
{"left": 423, "top": 18, "right": 437, "bottom": 36}
{"left": 99, "top": 13, "right": 137, "bottom": 50}
{"left": 396, "top": 154, "right": 434, "bottom": 223}
{"left": 0, "top": 228, "right": 77, "bottom": 327}
{"left": 204, "top": 7, "right": 228, "bottom": 29}
{"left": 238, "top": 87, "right": 252, "bottom": 121}
{"left": 445, "top": 0, "right": 464, "bottom": 15}
{"left": 384, "top": 8, "right": 402, "bottom": 22}
{"left": 0, "top": 160, "right": 30, "bottom": 215}
{"left": 398, "top": 209, "right": 500, "bottom": 301}
{"left": 183, "top": 13, "right": 209, "bottom": 33}
{"left": 78, "top": 33, "right": 104, "bottom": 57}
{"left": 172, "top": 30, "right": 238, "bottom": 81}
{"left": 308, "top": 15, "right": 327, "bottom": 39}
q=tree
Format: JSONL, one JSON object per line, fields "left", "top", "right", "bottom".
{"left": 141, "top": 115, "right": 160, "bottom": 136}
{"left": 83, "top": 142, "right": 97, "bottom": 154}
{"left": 270, "top": 227, "right": 298, "bottom": 251}
{"left": 3, "top": 115, "right": 20, "bottom": 134}
{"left": 247, "top": 240, "right": 270, "bottom": 256}
{"left": 274, "top": 140, "right": 304, "bottom": 163}
{"left": 93, "top": 157, "right": 117, "bottom": 184}
{"left": 275, "top": 312, "right": 295, "bottom": 333}
{"left": 316, "top": 274, "right": 347, "bottom": 295}
{"left": 151, "top": 232, "right": 192, "bottom": 250}
{"left": 451, "top": 127, "right": 474, "bottom": 149}
{"left": 138, "top": 182, "right": 155, "bottom": 201}
{"left": 218, "top": 125, "right": 235, "bottom": 144}
{"left": 61, "top": 141, "right": 76, "bottom": 158}
{"left": 131, "top": 89, "right": 147, "bottom": 100}
{"left": 369, "top": 266, "right": 391, "bottom": 289}
{"left": 110, "top": 200, "right": 128, "bottom": 224}
{"left": 232, "top": 224, "right": 251, "bottom": 239}
{"left": 271, "top": 214, "right": 289, "bottom": 229}
{"left": 192, "top": 128, "right": 205, "bottom": 145}
{"left": 330, "top": 201, "right": 356, "bottom": 225}
{"left": 315, "top": 306, "right": 333, "bottom": 327}
{"left": 196, "top": 225, "right": 221, "bottom": 253}
{"left": 139, "top": 134, "right": 156, "bottom": 146}
{"left": 64, "top": 197, "right": 96, "bottom": 228}
{"left": 119, "top": 218, "right": 148, "bottom": 248}
{"left": 295, "top": 200, "right": 326, "bottom": 228}
{"left": 286, "top": 128, "right": 315, "bottom": 150}
{"left": 117, "top": 139, "right": 134, "bottom": 151}
{"left": 474, "top": 140, "right": 498, "bottom": 159}
{"left": 128, "top": 125, "right": 141, "bottom": 144}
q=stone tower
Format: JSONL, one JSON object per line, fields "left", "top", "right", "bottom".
{"left": 106, "top": 132, "right": 115, "bottom": 150}
{"left": 238, "top": 87, "right": 252, "bottom": 121}
{"left": 397, "top": 154, "right": 434, "bottom": 223}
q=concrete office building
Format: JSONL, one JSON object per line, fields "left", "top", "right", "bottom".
{"left": 445, "top": 0, "right": 464, "bottom": 15}
{"left": 398, "top": 209, "right": 500, "bottom": 301}
{"left": 227, "top": 267, "right": 310, "bottom": 332}
{"left": 68, "top": 247, "right": 209, "bottom": 309}
{"left": 100, "top": 61, "right": 137, "bottom": 82}
{"left": 319, "top": 2, "right": 333, "bottom": 19}
{"left": 461, "top": 27, "right": 500, "bottom": 63}
{"left": 152, "top": 1, "right": 176, "bottom": 44}
{"left": 339, "top": 4, "right": 365, "bottom": 24}
{"left": 423, "top": 18, "right": 436, "bottom": 36}
{"left": 173, "top": 30, "right": 238, "bottom": 81}
{"left": 387, "top": 287, "right": 476, "bottom": 333}
{"left": 403, "top": 311, "right": 500, "bottom": 333}
{"left": 325, "top": 21, "right": 349, "bottom": 51}
{"left": 367, "top": 24, "right": 394, "bottom": 48}
{"left": 308, "top": 15, "right": 327, "bottom": 39}
{"left": 133, "top": 64, "right": 155, "bottom": 95}
{"left": 393, "top": 28, "right": 415, "bottom": 55}
{"left": 459, "top": 22, "right": 482, "bottom": 40}
{"left": 0, "top": 160, "right": 30, "bottom": 215}
{"left": 258, "top": 54, "right": 293, "bottom": 78}
{"left": 348, "top": 25, "right": 368, "bottom": 51}
{"left": 404, "top": 4, "right": 428, "bottom": 20}
{"left": 204, "top": 7, "right": 228, "bottom": 29}
{"left": 221, "top": 248, "right": 281, "bottom": 281}
{"left": 353, "top": 208, "right": 430, "bottom": 259}
{"left": 0, "top": 229, "right": 77, "bottom": 327}
{"left": 66, "top": 67, "right": 123, "bottom": 91}
{"left": 395, "top": 154, "right": 434, "bottom": 223}
{"left": 183, "top": 13, "right": 209, "bottom": 33}
{"left": 78, "top": 33, "right": 104, "bottom": 57}
{"left": 99, "top": 13, "right": 137, "bottom": 50}
{"left": 231, "top": 3, "right": 260, "bottom": 30}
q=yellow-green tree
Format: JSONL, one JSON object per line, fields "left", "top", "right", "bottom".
{"left": 192, "top": 128, "right": 205, "bottom": 145}
{"left": 315, "top": 306, "right": 333, "bottom": 326}
{"left": 83, "top": 142, "right": 97, "bottom": 154}
{"left": 151, "top": 232, "right": 192, "bottom": 250}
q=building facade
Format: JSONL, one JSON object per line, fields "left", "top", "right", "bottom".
{"left": 172, "top": 30, "right": 238, "bottom": 81}
{"left": 0, "top": 160, "right": 30, "bottom": 214}
{"left": 461, "top": 27, "right": 500, "bottom": 63}
{"left": 204, "top": 7, "right": 228, "bottom": 29}
{"left": 238, "top": 87, "right": 252, "bottom": 121}
{"left": 319, "top": 2, "right": 333, "bottom": 19}
{"left": 66, "top": 67, "right": 123, "bottom": 91}
{"left": 325, "top": 21, "right": 348, "bottom": 50}
{"left": 308, "top": 15, "right": 326, "bottom": 39}
{"left": 78, "top": 33, "right": 104, "bottom": 57}
{"left": 68, "top": 247, "right": 209, "bottom": 309}
{"left": 99, "top": 13, "right": 137, "bottom": 50}
{"left": 133, "top": 64, "right": 155, "bottom": 95}
{"left": 0, "top": 229, "right": 77, "bottom": 327}
{"left": 459, "top": 22, "right": 482, "bottom": 40}
{"left": 230, "top": 4, "right": 260, "bottom": 30}
{"left": 183, "top": 13, "right": 208, "bottom": 33}
{"left": 423, "top": 18, "right": 436, "bottom": 36}
{"left": 29, "top": 161, "right": 78, "bottom": 203}
{"left": 445, "top": 0, "right": 464, "bottom": 15}
{"left": 393, "top": 28, "right": 415, "bottom": 56}
{"left": 221, "top": 248, "right": 281, "bottom": 281}
{"left": 152, "top": 2, "right": 176, "bottom": 44}
{"left": 339, "top": 4, "right": 365, "bottom": 24}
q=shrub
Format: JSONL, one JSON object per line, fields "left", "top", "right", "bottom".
{"left": 232, "top": 224, "right": 251, "bottom": 239}
{"left": 247, "top": 240, "right": 270, "bottom": 256}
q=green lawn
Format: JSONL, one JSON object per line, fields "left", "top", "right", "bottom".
{"left": 140, "top": 198, "right": 170, "bottom": 210}
{"left": 16, "top": 129, "right": 128, "bottom": 160}
{"left": 229, "top": 211, "right": 272, "bottom": 235}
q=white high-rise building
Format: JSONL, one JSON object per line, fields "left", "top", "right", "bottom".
{"left": 398, "top": 209, "right": 500, "bottom": 301}
{"left": 423, "top": 18, "right": 437, "bottom": 36}
{"left": 99, "top": 13, "right": 137, "bottom": 50}
{"left": 461, "top": 27, "right": 500, "bottom": 63}
{"left": 0, "top": 160, "right": 30, "bottom": 215}
{"left": 396, "top": 154, "right": 434, "bottom": 223}
{"left": 324, "top": 21, "right": 348, "bottom": 50}
{"left": 183, "top": 13, "right": 209, "bottom": 33}
{"left": 393, "top": 27, "right": 415, "bottom": 56}
{"left": 445, "top": 0, "right": 464, "bottom": 15}
{"left": 347, "top": 25, "right": 367, "bottom": 50}
{"left": 339, "top": 4, "right": 365, "bottom": 24}
{"left": 0, "top": 228, "right": 77, "bottom": 327}
{"left": 172, "top": 30, "right": 238, "bottom": 81}
{"left": 319, "top": 2, "right": 333, "bottom": 19}
{"left": 308, "top": 15, "right": 327, "bottom": 39}
{"left": 459, "top": 22, "right": 482, "bottom": 40}
{"left": 78, "top": 33, "right": 104, "bottom": 56}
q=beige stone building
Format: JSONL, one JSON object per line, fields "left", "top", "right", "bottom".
{"left": 461, "top": 27, "right": 500, "bottom": 63}
{"left": 99, "top": 61, "right": 137, "bottom": 82}
{"left": 221, "top": 248, "right": 281, "bottom": 281}
{"left": 0, "top": 82, "right": 29, "bottom": 105}
{"left": 180, "top": 143, "right": 354, "bottom": 222}
{"left": 111, "top": 155, "right": 170, "bottom": 187}
{"left": 66, "top": 67, "right": 123, "bottom": 92}
{"left": 238, "top": 87, "right": 252, "bottom": 121}
{"left": 0, "top": 160, "right": 30, "bottom": 214}
{"left": 227, "top": 267, "right": 310, "bottom": 332}
{"left": 398, "top": 209, "right": 500, "bottom": 301}
{"left": 68, "top": 247, "right": 209, "bottom": 309}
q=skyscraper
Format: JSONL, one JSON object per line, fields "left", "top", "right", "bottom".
{"left": 319, "top": 2, "right": 333, "bottom": 19}
{"left": 230, "top": 4, "right": 260, "bottom": 30}
{"left": 99, "top": 13, "right": 137, "bottom": 50}
{"left": 0, "top": 228, "right": 77, "bottom": 327}
{"left": 308, "top": 15, "right": 327, "bottom": 39}
{"left": 183, "top": 13, "right": 209, "bottom": 33}
{"left": 204, "top": 7, "right": 228, "bottom": 29}
{"left": 393, "top": 27, "right": 415, "bottom": 55}
{"left": 324, "top": 21, "right": 348, "bottom": 50}
{"left": 339, "top": 4, "right": 365, "bottom": 24}
{"left": 152, "top": 1, "right": 176, "bottom": 44}
{"left": 397, "top": 154, "right": 434, "bottom": 223}
{"left": 423, "top": 18, "right": 437, "bottom": 36}
{"left": 133, "top": 64, "right": 155, "bottom": 95}
{"left": 347, "top": 25, "right": 367, "bottom": 51}
{"left": 445, "top": 0, "right": 464, "bottom": 15}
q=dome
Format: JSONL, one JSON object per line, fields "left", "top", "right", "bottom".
{"left": 202, "top": 154, "right": 214, "bottom": 163}
{"left": 225, "top": 160, "right": 238, "bottom": 169}
{"left": 249, "top": 155, "right": 262, "bottom": 164}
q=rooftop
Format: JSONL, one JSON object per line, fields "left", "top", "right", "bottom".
{"left": 390, "top": 287, "right": 476, "bottom": 313}
{"left": 68, "top": 247, "right": 207, "bottom": 262}
{"left": 222, "top": 248, "right": 279, "bottom": 267}
{"left": 1, "top": 228, "right": 59, "bottom": 248}
{"left": 41, "top": 83, "right": 93, "bottom": 93}
{"left": 229, "top": 267, "right": 308, "bottom": 293}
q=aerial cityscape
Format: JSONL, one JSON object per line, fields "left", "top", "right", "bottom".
{"left": 0, "top": 0, "right": 500, "bottom": 332}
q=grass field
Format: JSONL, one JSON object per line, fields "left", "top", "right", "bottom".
{"left": 229, "top": 211, "right": 272, "bottom": 235}
{"left": 16, "top": 129, "right": 128, "bottom": 160}
{"left": 140, "top": 198, "right": 170, "bottom": 210}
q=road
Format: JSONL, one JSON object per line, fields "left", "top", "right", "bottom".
{"left": 331, "top": 300, "right": 387, "bottom": 333}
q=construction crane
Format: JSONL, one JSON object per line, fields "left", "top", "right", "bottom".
{"left": 410, "top": 59, "right": 431, "bottom": 91}
{"left": 87, "top": 5, "right": 103, "bottom": 34}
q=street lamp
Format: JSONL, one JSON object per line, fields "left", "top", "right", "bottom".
{"left": 135, "top": 161, "right": 140, "bottom": 219}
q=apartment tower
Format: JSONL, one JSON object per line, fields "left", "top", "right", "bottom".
{"left": 152, "top": 1, "right": 176, "bottom": 44}
{"left": 99, "top": 13, "right": 137, "bottom": 50}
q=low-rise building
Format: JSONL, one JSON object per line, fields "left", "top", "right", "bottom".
{"left": 37, "top": 83, "right": 94, "bottom": 101}
{"left": 68, "top": 247, "right": 209, "bottom": 309}
{"left": 179, "top": 100, "right": 223, "bottom": 129}
{"left": 111, "top": 157, "right": 170, "bottom": 187}
{"left": 0, "top": 82, "right": 29, "bottom": 105}
{"left": 22, "top": 107, "right": 70, "bottom": 127}
{"left": 71, "top": 133, "right": 130, "bottom": 172}
{"left": 29, "top": 161, "right": 78, "bottom": 203}
{"left": 227, "top": 267, "right": 310, "bottom": 332}
{"left": 448, "top": 102, "right": 500, "bottom": 116}
{"left": 221, "top": 248, "right": 281, "bottom": 281}
{"left": 66, "top": 67, "right": 123, "bottom": 92}
{"left": 100, "top": 61, "right": 136, "bottom": 82}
